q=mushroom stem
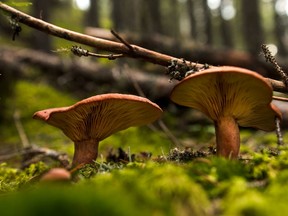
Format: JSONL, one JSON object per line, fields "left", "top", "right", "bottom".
{"left": 214, "top": 116, "right": 240, "bottom": 159}
{"left": 73, "top": 139, "right": 99, "bottom": 166}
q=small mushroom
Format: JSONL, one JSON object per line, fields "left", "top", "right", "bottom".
{"left": 170, "top": 66, "right": 281, "bottom": 159}
{"left": 33, "top": 93, "right": 162, "bottom": 166}
{"left": 40, "top": 168, "right": 71, "bottom": 182}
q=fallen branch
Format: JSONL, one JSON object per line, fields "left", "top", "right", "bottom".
{"left": 0, "top": 3, "right": 201, "bottom": 68}
{"left": 0, "top": 3, "right": 287, "bottom": 93}
{"left": 0, "top": 46, "right": 174, "bottom": 100}
{"left": 0, "top": 145, "right": 70, "bottom": 168}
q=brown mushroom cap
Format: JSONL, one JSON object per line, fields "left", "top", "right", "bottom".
{"left": 170, "top": 66, "right": 281, "bottom": 131}
{"left": 33, "top": 93, "right": 163, "bottom": 142}
{"left": 40, "top": 168, "right": 71, "bottom": 182}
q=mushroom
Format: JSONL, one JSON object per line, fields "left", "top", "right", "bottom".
{"left": 40, "top": 168, "right": 71, "bottom": 182}
{"left": 33, "top": 93, "right": 162, "bottom": 166}
{"left": 170, "top": 66, "right": 281, "bottom": 159}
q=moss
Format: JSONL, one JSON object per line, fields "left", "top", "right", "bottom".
{"left": 0, "top": 162, "right": 48, "bottom": 193}
{"left": 1, "top": 149, "right": 288, "bottom": 215}
{"left": 0, "top": 184, "right": 149, "bottom": 216}
{"left": 222, "top": 178, "right": 268, "bottom": 216}
{"left": 221, "top": 176, "right": 288, "bottom": 216}
{"left": 0, "top": 162, "right": 211, "bottom": 216}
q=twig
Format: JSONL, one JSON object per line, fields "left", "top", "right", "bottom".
{"left": 13, "top": 110, "right": 30, "bottom": 148}
{"left": 127, "top": 146, "right": 132, "bottom": 163}
{"left": 268, "top": 79, "right": 288, "bottom": 93}
{"left": 272, "top": 96, "right": 288, "bottom": 102}
{"left": 111, "top": 29, "right": 134, "bottom": 51}
{"left": 261, "top": 44, "right": 288, "bottom": 88}
{"left": 275, "top": 117, "right": 284, "bottom": 146}
{"left": 21, "top": 146, "right": 70, "bottom": 168}
{"left": 0, "top": 3, "right": 287, "bottom": 93}
{"left": 70, "top": 45, "right": 124, "bottom": 60}
{"left": 0, "top": 145, "right": 70, "bottom": 168}
{"left": 160, "top": 147, "right": 168, "bottom": 161}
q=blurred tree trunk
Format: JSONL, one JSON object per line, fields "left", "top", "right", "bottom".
{"left": 31, "top": 0, "right": 52, "bottom": 52}
{"left": 273, "top": 0, "right": 287, "bottom": 56}
{"left": 111, "top": 0, "right": 125, "bottom": 31}
{"left": 187, "top": 0, "right": 197, "bottom": 40}
{"left": 124, "top": 0, "right": 139, "bottom": 32}
{"left": 0, "top": 70, "right": 18, "bottom": 121}
{"left": 201, "top": 0, "right": 213, "bottom": 45}
{"left": 241, "top": 0, "right": 264, "bottom": 54}
{"left": 85, "top": 0, "right": 99, "bottom": 27}
{"left": 164, "top": 0, "right": 180, "bottom": 39}
{"left": 144, "top": 0, "right": 163, "bottom": 34}
{"left": 187, "top": 0, "right": 212, "bottom": 44}
{"left": 111, "top": 0, "right": 139, "bottom": 32}
{"left": 220, "top": 17, "right": 234, "bottom": 48}
{"left": 219, "top": 0, "right": 234, "bottom": 48}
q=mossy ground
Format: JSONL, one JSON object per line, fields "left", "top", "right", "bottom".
{"left": 1, "top": 80, "right": 288, "bottom": 216}
{"left": 1, "top": 150, "right": 288, "bottom": 216}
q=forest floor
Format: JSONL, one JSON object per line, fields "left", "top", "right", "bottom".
{"left": 1, "top": 80, "right": 288, "bottom": 216}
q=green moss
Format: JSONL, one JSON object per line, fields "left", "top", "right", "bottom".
{"left": 0, "top": 162, "right": 48, "bottom": 193}
{"left": 89, "top": 162, "right": 211, "bottom": 216}
{"left": 222, "top": 178, "right": 268, "bottom": 216}
{"left": 0, "top": 162, "right": 210, "bottom": 216}
{"left": 0, "top": 184, "right": 149, "bottom": 216}
{"left": 221, "top": 175, "right": 288, "bottom": 216}
{"left": 1, "top": 149, "right": 288, "bottom": 215}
